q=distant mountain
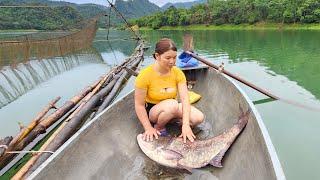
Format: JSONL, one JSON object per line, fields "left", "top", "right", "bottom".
{"left": 161, "top": 0, "right": 207, "bottom": 10}
{"left": 0, "top": 0, "right": 108, "bottom": 19}
{"left": 0, "top": 0, "right": 84, "bottom": 30}
{"left": 115, "top": 0, "right": 161, "bottom": 19}
{"left": 0, "top": 0, "right": 162, "bottom": 29}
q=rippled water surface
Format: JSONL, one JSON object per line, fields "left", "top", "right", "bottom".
{"left": 1, "top": 29, "right": 320, "bottom": 179}
{"left": 139, "top": 30, "right": 320, "bottom": 180}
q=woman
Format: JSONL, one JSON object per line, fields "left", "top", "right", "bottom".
{"left": 135, "top": 38, "right": 204, "bottom": 143}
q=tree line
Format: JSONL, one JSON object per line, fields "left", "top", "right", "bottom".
{"left": 131, "top": 0, "right": 320, "bottom": 29}
{"left": 0, "top": 0, "right": 160, "bottom": 30}
{"left": 0, "top": 5, "right": 83, "bottom": 30}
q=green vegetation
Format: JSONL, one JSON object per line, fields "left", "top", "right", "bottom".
{"left": 132, "top": 0, "right": 320, "bottom": 29}
{"left": 0, "top": 6, "right": 83, "bottom": 30}
{"left": 0, "top": 0, "right": 86, "bottom": 30}
{"left": 161, "top": 0, "right": 206, "bottom": 10}
{"left": 139, "top": 23, "right": 320, "bottom": 30}
{"left": 115, "top": 0, "right": 160, "bottom": 19}
{"left": 0, "top": 0, "right": 161, "bottom": 30}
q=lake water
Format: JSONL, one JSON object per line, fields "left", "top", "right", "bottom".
{"left": 1, "top": 29, "right": 320, "bottom": 179}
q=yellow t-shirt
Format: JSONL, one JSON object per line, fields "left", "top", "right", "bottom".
{"left": 135, "top": 65, "right": 187, "bottom": 104}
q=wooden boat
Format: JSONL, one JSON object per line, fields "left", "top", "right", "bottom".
{"left": 28, "top": 66, "right": 285, "bottom": 180}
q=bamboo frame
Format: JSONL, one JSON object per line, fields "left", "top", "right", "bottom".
{"left": 13, "top": 41, "right": 146, "bottom": 179}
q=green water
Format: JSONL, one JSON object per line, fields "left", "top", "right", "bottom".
{"left": 1, "top": 29, "right": 319, "bottom": 179}
{"left": 138, "top": 30, "right": 320, "bottom": 180}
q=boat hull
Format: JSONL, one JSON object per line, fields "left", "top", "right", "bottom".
{"left": 29, "top": 68, "right": 285, "bottom": 180}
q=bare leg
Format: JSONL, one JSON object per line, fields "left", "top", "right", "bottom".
{"left": 149, "top": 99, "right": 180, "bottom": 130}
{"left": 177, "top": 103, "right": 204, "bottom": 127}
{"left": 149, "top": 99, "right": 205, "bottom": 130}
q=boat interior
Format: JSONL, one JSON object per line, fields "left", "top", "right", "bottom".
{"left": 30, "top": 68, "right": 279, "bottom": 180}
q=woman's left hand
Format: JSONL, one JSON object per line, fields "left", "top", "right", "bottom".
{"left": 179, "top": 124, "right": 196, "bottom": 143}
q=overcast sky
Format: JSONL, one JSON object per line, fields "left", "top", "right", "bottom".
{"left": 52, "top": 0, "right": 196, "bottom": 7}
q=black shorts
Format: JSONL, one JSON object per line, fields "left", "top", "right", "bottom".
{"left": 145, "top": 103, "right": 156, "bottom": 116}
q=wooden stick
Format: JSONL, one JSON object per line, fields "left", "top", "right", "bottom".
{"left": 12, "top": 115, "right": 68, "bottom": 180}
{"left": 124, "top": 67, "right": 138, "bottom": 77}
{"left": 63, "top": 73, "right": 114, "bottom": 124}
{"left": 183, "top": 34, "right": 320, "bottom": 111}
{"left": 40, "top": 79, "right": 100, "bottom": 128}
{"left": 20, "top": 74, "right": 123, "bottom": 178}
{"left": 0, "top": 84, "right": 95, "bottom": 169}
{"left": 17, "top": 41, "right": 146, "bottom": 178}
{"left": 96, "top": 58, "right": 142, "bottom": 114}
{"left": 187, "top": 51, "right": 279, "bottom": 100}
{"left": 186, "top": 52, "right": 320, "bottom": 112}
{"left": 9, "top": 41, "right": 145, "bottom": 178}
{"left": 8, "top": 97, "right": 61, "bottom": 149}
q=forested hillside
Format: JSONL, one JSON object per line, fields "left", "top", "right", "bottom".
{"left": 0, "top": 0, "right": 83, "bottom": 30}
{"left": 115, "top": 0, "right": 160, "bottom": 18}
{"left": 132, "top": 0, "right": 320, "bottom": 29}
{"left": 161, "top": 0, "right": 206, "bottom": 10}
{"left": 0, "top": 0, "right": 161, "bottom": 30}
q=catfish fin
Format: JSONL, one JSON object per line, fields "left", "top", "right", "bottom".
{"left": 163, "top": 149, "right": 183, "bottom": 160}
{"left": 177, "top": 162, "right": 193, "bottom": 174}
{"left": 209, "top": 149, "right": 227, "bottom": 168}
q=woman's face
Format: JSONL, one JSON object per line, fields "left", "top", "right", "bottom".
{"left": 155, "top": 50, "right": 177, "bottom": 70}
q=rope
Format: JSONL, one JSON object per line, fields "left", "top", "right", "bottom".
{"left": 106, "top": 0, "right": 113, "bottom": 40}
{"left": 123, "top": 75, "right": 129, "bottom": 82}
{"left": 131, "top": 66, "right": 141, "bottom": 71}
{"left": 107, "top": 40, "right": 119, "bottom": 65}
{"left": 0, "top": 145, "right": 8, "bottom": 149}
{"left": 106, "top": 0, "right": 141, "bottom": 40}
{"left": 0, "top": 145, "right": 54, "bottom": 154}
{"left": 6, "top": 150, "right": 54, "bottom": 154}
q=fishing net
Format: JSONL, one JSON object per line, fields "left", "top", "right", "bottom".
{"left": 0, "top": 16, "right": 99, "bottom": 67}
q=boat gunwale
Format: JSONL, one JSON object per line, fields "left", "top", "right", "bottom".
{"left": 27, "top": 89, "right": 134, "bottom": 180}
{"left": 28, "top": 71, "right": 285, "bottom": 180}
{"left": 222, "top": 73, "right": 285, "bottom": 180}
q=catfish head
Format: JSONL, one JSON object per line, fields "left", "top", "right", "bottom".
{"left": 137, "top": 134, "right": 184, "bottom": 168}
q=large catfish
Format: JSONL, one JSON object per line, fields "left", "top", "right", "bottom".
{"left": 137, "top": 108, "right": 251, "bottom": 171}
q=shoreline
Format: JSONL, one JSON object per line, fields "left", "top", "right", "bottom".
{"left": 139, "top": 23, "right": 320, "bottom": 31}
{"left": 2, "top": 23, "right": 320, "bottom": 32}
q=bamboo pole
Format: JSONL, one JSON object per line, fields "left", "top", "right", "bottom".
{"left": 16, "top": 42, "right": 146, "bottom": 178}
{"left": 0, "top": 83, "right": 96, "bottom": 169}
{"left": 11, "top": 114, "right": 69, "bottom": 180}
{"left": 183, "top": 34, "right": 320, "bottom": 112}
{"left": 96, "top": 57, "right": 143, "bottom": 114}
{"left": 96, "top": 70, "right": 127, "bottom": 114}
{"left": 39, "top": 79, "right": 100, "bottom": 128}
{"left": 187, "top": 51, "right": 320, "bottom": 111}
{"left": 187, "top": 51, "right": 279, "bottom": 100}
{"left": 1, "top": 47, "right": 141, "bottom": 171}
{"left": 124, "top": 67, "right": 138, "bottom": 77}
{"left": 12, "top": 74, "right": 122, "bottom": 179}
{"left": 19, "top": 74, "right": 122, "bottom": 179}
{"left": 0, "top": 80, "right": 100, "bottom": 174}
{"left": 65, "top": 72, "right": 115, "bottom": 121}
{"left": 8, "top": 97, "right": 61, "bottom": 149}
{"left": 9, "top": 41, "right": 145, "bottom": 178}
{"left": 95, "top": 44, "right": 144, "bottom": 115}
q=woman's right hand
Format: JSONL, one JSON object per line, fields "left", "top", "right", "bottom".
{"left": 143, "top": 127, "right": 160, "bottom": 142}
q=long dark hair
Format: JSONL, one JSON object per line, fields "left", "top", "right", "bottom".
{"left": 153, "top": 38, "right": 177, "bottom": 59}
